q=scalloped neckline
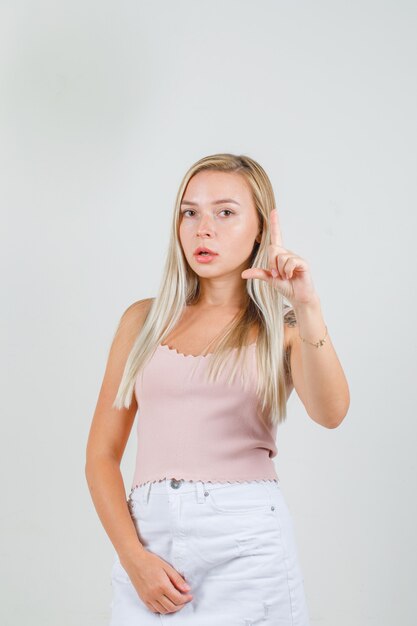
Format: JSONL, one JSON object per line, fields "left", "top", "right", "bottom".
{"left": 158, "top": 341, "right": 257, "bottom": 359}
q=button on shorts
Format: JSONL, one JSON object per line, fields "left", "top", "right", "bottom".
{"left": 109, "top": 478, "right": 310, "bottom": 625}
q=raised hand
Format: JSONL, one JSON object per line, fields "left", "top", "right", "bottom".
{"left": 241, "top": 209, "right": 317, "bottom": 306}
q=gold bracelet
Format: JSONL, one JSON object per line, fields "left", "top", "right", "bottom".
{"left": 299, "top": 325, "right": 328, "bottom": 348}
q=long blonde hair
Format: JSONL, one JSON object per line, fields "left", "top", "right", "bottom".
{"left": 113, "top": 153, "right": 293, "bottom": 427}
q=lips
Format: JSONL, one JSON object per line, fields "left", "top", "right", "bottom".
{"left": 193, "top": 246, "right": 218, "bottom": 256}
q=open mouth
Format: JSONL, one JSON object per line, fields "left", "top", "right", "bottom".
{"left": 194, "top": 250, "right": 218, "bottom": 262}
{"left": 193, "top": 243, "right": 219, "bottom": 257}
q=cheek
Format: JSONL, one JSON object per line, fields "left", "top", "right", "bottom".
{"left": 178, "top": 223, "right": 190, "bottom": 245}
{"left": 179, "top": 221, "right": 194, "bottom": 237}
{"left": 227, "top": 224, "right": 257, "bottom": 249}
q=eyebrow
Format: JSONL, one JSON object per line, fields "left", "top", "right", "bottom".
{"left": 180, "top": 198, "right": 241, "bottom": 206}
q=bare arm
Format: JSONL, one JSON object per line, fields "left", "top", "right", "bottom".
{"left": 286, "top": 295, "right": 350, "bottom": 428}
{"left": 85, "top": 298, "right": 153, "bottom": 566}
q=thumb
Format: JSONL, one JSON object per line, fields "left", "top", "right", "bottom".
{"left": 241, "top": 268, "right": 271, "bottom": 282}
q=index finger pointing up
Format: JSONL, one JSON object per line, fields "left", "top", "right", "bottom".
{"left": 270, "top": 209, "right": 283, "bottom": 247}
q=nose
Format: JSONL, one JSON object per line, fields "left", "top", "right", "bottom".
{"left": 196, "top": 218, "right": 215, "bottom": 238}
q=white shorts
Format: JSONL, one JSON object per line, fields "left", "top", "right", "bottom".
{"left": 109, "top": 478, "right": 310, "bottom": 625}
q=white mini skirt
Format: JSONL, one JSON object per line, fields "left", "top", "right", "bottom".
{"left": 109, "top": 478, "right": 310, "bottom": 625}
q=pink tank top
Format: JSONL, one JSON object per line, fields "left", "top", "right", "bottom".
{"left": 131, "top": 323, "right": 288, "bottom": 488}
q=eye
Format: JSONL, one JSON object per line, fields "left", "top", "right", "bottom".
{"left": 180, "top": 209, "right": 234, "bottom": 217}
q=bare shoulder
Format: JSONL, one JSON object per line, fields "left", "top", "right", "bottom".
{"left": 118, "top": 297, "right": 154, "bottom": 330}
{"left": 111, "top": 297, "right": 155, "bottom": 347}
{"left": 85, "top": 297, "right": 155, "bottom": 466}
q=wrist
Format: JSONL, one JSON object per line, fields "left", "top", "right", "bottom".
{"left": 118, "top": 541, "right": 147, "bottom": 565}
{"left": 292, "top": 293, "right": 321, "bottom": 314}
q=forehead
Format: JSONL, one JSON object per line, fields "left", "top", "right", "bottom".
{"left": 182, "top": 170, "right": 252, "bottom": 205}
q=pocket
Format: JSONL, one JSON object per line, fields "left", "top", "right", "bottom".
{"left": 127, "top": 496, "right": 139, "bottom": 519}
{"left": 128, "top": 493, "right": 148, "bottom": 521}
{"left": 207, "top": 482, "right": 273, "bottom": 515}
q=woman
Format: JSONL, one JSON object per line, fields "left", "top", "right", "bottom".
{"left": 85, "top": 153, "right": 350, "bottom": 625}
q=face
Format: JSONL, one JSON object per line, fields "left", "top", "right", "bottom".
{"left": 179, "top": 170, "right": 261, "bottom": 278}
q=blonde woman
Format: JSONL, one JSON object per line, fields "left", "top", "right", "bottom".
{"left": 85, "top": 153, "right": 349, "bottom": 625}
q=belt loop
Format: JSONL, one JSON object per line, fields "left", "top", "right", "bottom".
{"left": 196, "top": 481, "right": 205, "bottom": 504}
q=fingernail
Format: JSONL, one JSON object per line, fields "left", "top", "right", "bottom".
{"left": 271, "top": 269, "right": 278, "bottom": 278}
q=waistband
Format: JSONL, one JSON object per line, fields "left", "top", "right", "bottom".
{"left": 128, "top": 477, "right": 280, "bottom": 504}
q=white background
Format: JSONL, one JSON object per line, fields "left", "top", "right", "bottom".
{"left": 1, "top": 1, "right": 416, "bottom": 624}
